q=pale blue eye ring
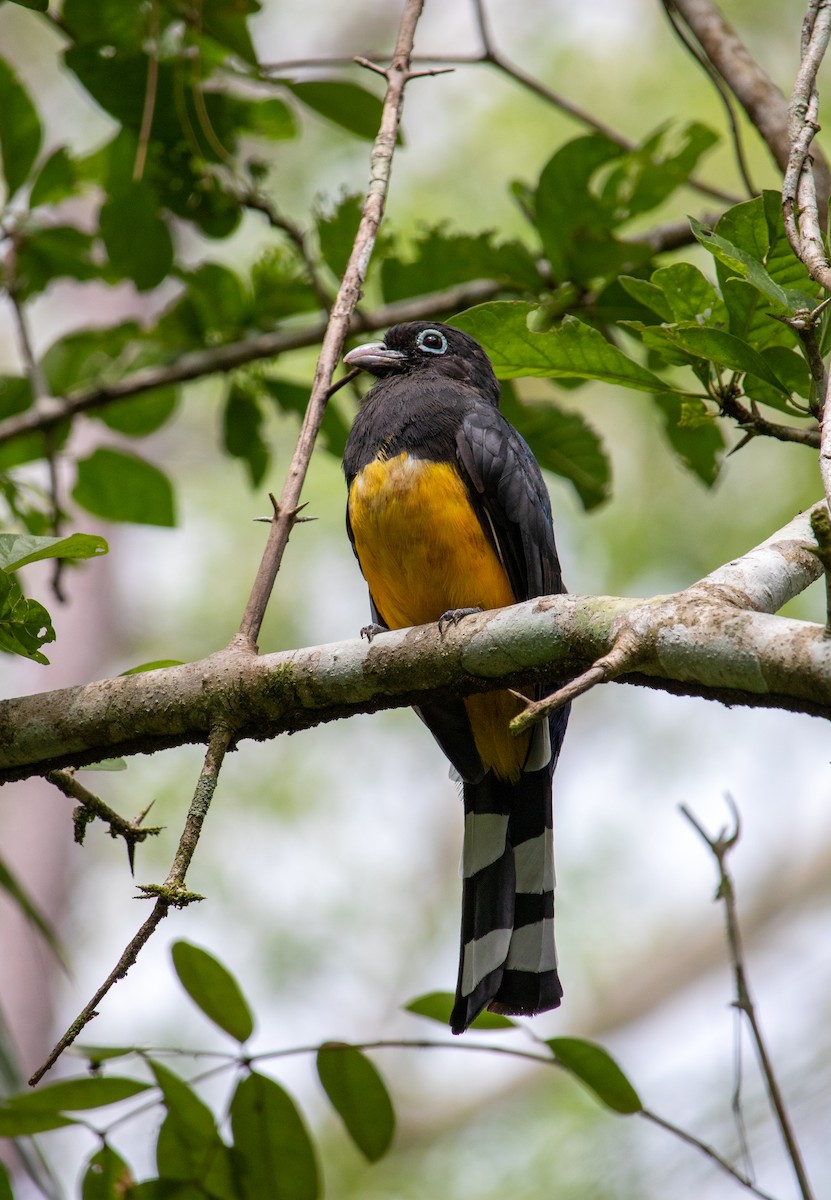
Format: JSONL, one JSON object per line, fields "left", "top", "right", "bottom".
{"left": 416, "top": 328, "right": 448, "bottom": 354}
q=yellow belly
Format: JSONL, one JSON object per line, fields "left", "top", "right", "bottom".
{"left": 348, "top": 452, "right": 530, "bottom": 780}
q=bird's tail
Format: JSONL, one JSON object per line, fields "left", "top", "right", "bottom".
{"left": 450, "top": 764, "right": 562, "bottom": 1034}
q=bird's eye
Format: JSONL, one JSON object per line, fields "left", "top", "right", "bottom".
{"left": 416, "top": 328, "right": 448, "bottom": 355}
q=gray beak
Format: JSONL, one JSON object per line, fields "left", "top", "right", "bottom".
{"left": 343, "top": 341, "right": 407, "bottom": 372}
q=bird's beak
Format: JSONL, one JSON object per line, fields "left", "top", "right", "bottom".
{"left": 343, "top": 341, "right": 407, "bottom": 372}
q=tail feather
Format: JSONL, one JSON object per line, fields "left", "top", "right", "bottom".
{"left": 450, "top": 765, "right": 561, "bottom": 1034}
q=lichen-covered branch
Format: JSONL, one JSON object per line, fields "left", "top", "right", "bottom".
{"left": 0, "top": 505, "right": 825, "bottom": 783}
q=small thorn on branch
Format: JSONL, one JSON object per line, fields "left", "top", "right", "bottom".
{"left": 353, "top": 55, "right": 389, "bottom": 78}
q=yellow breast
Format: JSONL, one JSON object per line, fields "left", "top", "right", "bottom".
{"left": 348, "top": 451, "right": 530, "bottom": 780}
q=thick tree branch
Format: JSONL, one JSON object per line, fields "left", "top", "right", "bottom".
{"left": 0, "top": 506, "right": 825, "bottom": 782}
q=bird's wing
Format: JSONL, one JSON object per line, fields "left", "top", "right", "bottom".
{"left": 455, "top": 401, "right": 564, "bottom": 603}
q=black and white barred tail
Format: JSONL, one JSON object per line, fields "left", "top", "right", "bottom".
{"left": 450, "top": 763, "right": 562, "bottom": 1034}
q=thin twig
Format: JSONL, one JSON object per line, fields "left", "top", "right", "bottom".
{"left": 46, "top": 769, "right": 163, "bottom": 868}
{"left": 235, "top": 0, "right": 427, "bottom": 648}
{"left": 661, "top": 0, "right": 756, "bottom": 197}
{"left": 236, "top": 188, "right": 332, "bottom": 312}
{"left": 641, "top": 1108, "right": 778, "bottom": 1200}
{"left": 669, "top": 0, "right": 831, "bottom": 216}
{"left": 680, "top": 798, "right": 816, "bottom": 1200}
{"left": 783, "top": 1, "right": 831, "bottom": 287}
{"left": 469, "top": 0, "right": 738, "bottom": 206}
{"left": 133, "top": 0, "right": 160, "bottom": 182}
{"left": 29, "top": 723, "right": 232, "bottom": 1086}
{"left": 0, "top": 279, "right": 502, "bottom": 449}
{"left": 95, "top": 1034, "right": 778, "bottom": 1198}
{"left": 509, "top": 628, "right": 642, "bottom": 735}
{"left": 717, "top": 389, "right": 820, "bottom": 448}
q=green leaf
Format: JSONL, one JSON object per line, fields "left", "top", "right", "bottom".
{"left": 121, "top": 660, "right": 183, "bottom": 675}
{"left": 649, "top": 324, "right": 790, "bottom": 392}
{"left": 0, "top": 57, "right": 42, "bottom": 198}
{"left": 262, "top": 377, "right": 350, "bottom": 456}
{"left": 0, "top": 1162, "right": 12, "bottom": 1200}
{"left": 287, "top": 80, "right": 384, "bottom": 141}
{"left": 100, "top": 182, "right": 174, "bottom": 291}
{"left": 0, "top": 572, "right": 54, "bottom": 663}
{"left": 42, "top": 324, "right": 135, "bottom": 395}
{"left": 249, "top": 248, "right": 319, "bottom": 326}
{"left": 0, "top": 375, "right": 32, "bottom": 419}
{"left": 14, "top": 225, "right": 100, "bottom": 299}
{"left": 534, "top": 134, "right": 625, "bottom": 281}
{"left": 546, "top": 1037, "right": 642, "bottom": 1114}
{"left": 691, "top": 196, "right": 818, "bottom": 331}
{"left": 6, "top": 0, "right": 49, "bottom": 10}
{"left": 62, "top": 0, "right": 148, "bottom": 50}
{"left": 381, "top": 227, "right": 540, "bottom": 304}
{"left": 202, "top": 0, "right": 261, "bottom": 66}
{"left": 404, "top": 992, "right": 517, "bottom": 1030}
{"left": 96, "top": 388, "right": 178, "bottom": 437}
{"left": 317, "top": 193, "right": 362, "bottom": 280}
{"left": 648, "top": 262, "right": 727, "bottom": 326}
{"left": 316, "top": 1044, "right": 394, "bottom": 1162}
{"left": 171, "top": 263, "right": 249, "bottom": 342}
{"left": 618, "top": 276, "right": 673, "bottom": 322}
{"left": 501, "top": 385, "right": 610, "bottom": 510}
{"left": 75, "top": 1045, "right": 136, "bottom": 1066}
{"left": 654, "top": 394, "right": 724, "bottom": 486}
{"left": 29, "top": 146, "right": 79, "bottom": 207}
{"left": 0, "top": 1109, "right": 75, "bottom": 1136}
{"left": 6, "top": 1076, "right": 149, "bottom": 1113}
{"left": 230, "top": 1071, "right": 319, "bottom": 1200}
{"left": 452, "top": 303, "right": 677, "bottom": 393}
{"left": 73, "top": 448, "right": 175, "bottom": 526}
{"left": 0, "top": 854, "right": 64, "bottom": 963}
{"left": 151, "top": 1060, "right": 236, "bottom": 1198}
{"left": 238, "top": 98, "right": 297, "bottom": 142}
{"left": 761, "top": 345, "right": 812, "bottom": 398}
{"left": 600, "top": 122, "right": 718, "bottom": 222}
{"left": 171, "top": 940, "right": 255, "bottom": 1044}
{"left": 691, "top": 214, "right": 790, "bottom": 309}
{"left": 82, "top": 1144, "right": 133, "bottom": 1200}
{"left": 223, "top": 385, "right": 269, "bottom": 487}
{"left": 0, "top": 532, "right": 108, "bottom": 572}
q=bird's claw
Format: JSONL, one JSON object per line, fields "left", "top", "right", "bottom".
{"left": 437, "top": 607, "right": 482, "bottom": 636}
{"left": 361, "top": 622, "right": 387, "bottom": 642}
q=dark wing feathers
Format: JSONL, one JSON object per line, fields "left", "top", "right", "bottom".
{"left": 457, "top": 403, "right": 563, "bottom": 604}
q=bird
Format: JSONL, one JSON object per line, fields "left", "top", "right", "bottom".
{"left": 342, "top": 320, "right": 568, "bottom": 1034}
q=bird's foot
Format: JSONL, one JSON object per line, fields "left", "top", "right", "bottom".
{"left": 360, "top": 622, "right": 387, "bottom": 642}
{"left": 437, "top": 607, "right": 482, "bottom": 637}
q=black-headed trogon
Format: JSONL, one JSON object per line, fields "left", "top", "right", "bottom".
{"left": 342, "top": 321, "right": 569, "bottom": 1033}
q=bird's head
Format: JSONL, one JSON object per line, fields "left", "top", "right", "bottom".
{"left": 344, "top": 321, "right": 500, "bottom": 405}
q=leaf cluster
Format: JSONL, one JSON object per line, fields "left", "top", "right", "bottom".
{"left": 0, "top": 943, "right": 642, "bottom": 1199}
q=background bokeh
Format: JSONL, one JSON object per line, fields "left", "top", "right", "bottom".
{"left": 0, "top": 1, "right": 829, "bottom": 1197}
